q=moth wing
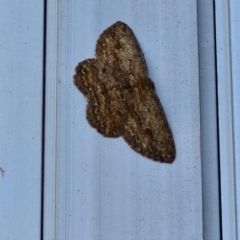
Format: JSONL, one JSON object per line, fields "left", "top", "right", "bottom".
{"left": 74, "top": 59, "right": 120, "bottom": 137}
{"left": 122, "top": 84, "right": 176, "bottom": 163}
{"left": 96, "top": 21, "right": 148, "bottom": 78}
{"left": 74, "top": 59, "right": 97, "bottom": 97}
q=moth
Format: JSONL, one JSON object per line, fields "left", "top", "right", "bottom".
{"left": 74, "top": 21, "right": 176, "bottom": 163}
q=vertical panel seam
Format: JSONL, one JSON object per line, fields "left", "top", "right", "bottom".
{"left": 41, "top": 0, "right": 47, "bottom": 239}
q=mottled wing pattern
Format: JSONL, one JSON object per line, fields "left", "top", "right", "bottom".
{"left": 122, "top": 78, "right": 176, "bottom": 162}
{"left": 74, "top": 21, "right": 176, "bottom": 163}
{"left": 96, "top": 21, "right": 148, "bottom": 78}
{"left": 74, "top": 59, "right": 120, "bottom": 137}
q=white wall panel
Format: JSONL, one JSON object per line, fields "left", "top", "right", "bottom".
{"left": 197, "top": 1, "right": 220, "bottom": 239}
{"left": 44, "top": 0, "right": 202, "bottom": 239}
{"left": 230, "top": 1, "right": 240, "bottom": 238}
{"left": 0, "top": 2, "right": 44, "bottom": 240}
{"left": 215, "top": 0, "right": 240, "bottom": 239}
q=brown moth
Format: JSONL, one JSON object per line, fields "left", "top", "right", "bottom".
{"left": 74, "top": 21, "right": 176, "bottom": 163}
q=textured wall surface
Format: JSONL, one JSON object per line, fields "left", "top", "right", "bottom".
{"left": 0, "top": 2, "right": 44, "bottom": 240}
{"left": 44, "top": 1, "right": 202, "bottom": 239}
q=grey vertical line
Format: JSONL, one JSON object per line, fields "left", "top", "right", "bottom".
{"left": 214, "top": 0, "right": 237, "bottom": 238}
{"left": 197, "top": 0, "right": 222, "bottom": 239}
{"left": 212, "top": 0, "right": 223, "bottom": 238}
{"left": 41, "top": 1, "right": 47, "bottom": 239}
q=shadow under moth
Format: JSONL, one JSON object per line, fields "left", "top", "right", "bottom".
{"left": 74, "top": 21, "right": 176, "bottom": 163}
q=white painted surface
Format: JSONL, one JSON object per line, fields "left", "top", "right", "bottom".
{"left": 197, "top": 1, "right": 221, "bottom": 239}
{"left": 43, "top": 1, "right": 58, "bottom": 239}
{"left": 230, "top": 1, "right": 240, "bottom": 238}
{"left": 216, "top": 0, "right": 240, "bottom": 239}
{"left": 44, "top": 0, "right": 202, "bottom": 239}
{"left": 3, "top": 1, "right": 240, "bottom": 239}
{"left": 0, "top": 2, "right": 44, "bottom": 240}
